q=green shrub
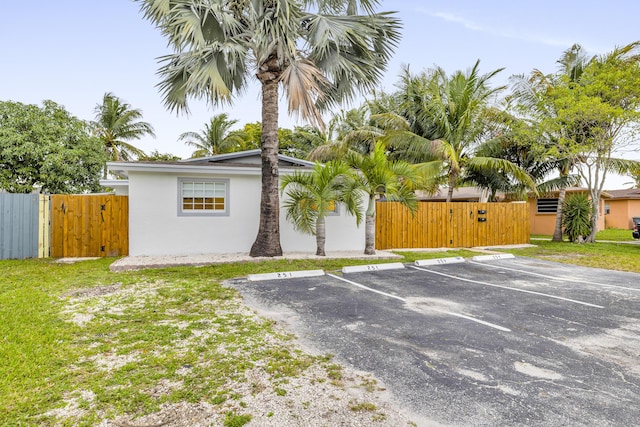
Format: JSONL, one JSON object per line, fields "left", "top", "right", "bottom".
{"left": 562, "top": 193, "right": 592, "bottom": 242}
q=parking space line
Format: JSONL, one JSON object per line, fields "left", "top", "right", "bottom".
{"left": 469, "top": 260, "right": 640, "bottom": 293}
{"left": 409, "top": 266, "right": 604, "bottom": 309}
{"left": 326, "top": 273, "right": 511, "bottom": 332}
{"left": 327, "top": 273, "right": 405, "bottom": 302}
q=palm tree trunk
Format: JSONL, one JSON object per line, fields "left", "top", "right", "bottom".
{"left": 315, "top": 216, "right": 326, "bottom": 256}
{"left": 446, "top": 173, "right": 457, "bottom": 203}
{"left": 551, "top": 187, "right": 566, "bottom": 242}
{"left": 364, "top": 196, "right": 376, "bottom": 255}
{"left": 250, "top": 76, "right": 283, "bottom": 257}
{"left": 586, "top": 191, "right": 600, "bottom": 243}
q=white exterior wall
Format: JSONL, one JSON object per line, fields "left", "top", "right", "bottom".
{"left": 128, "top": 170, "right": 365, "bottom": 256}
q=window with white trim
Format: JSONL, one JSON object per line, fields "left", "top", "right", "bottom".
{"left": 536, "top": 198, "right": 558, "bottom": 214}
{"left": 178, "top": 178, "right": 229, "bottom": 216}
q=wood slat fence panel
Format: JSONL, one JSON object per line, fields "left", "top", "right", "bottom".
{"left": 375, "top": 201, "right": 530, "bottom": 249}
{"left": 51, "top": 194, "right": 128, "bottom": 258}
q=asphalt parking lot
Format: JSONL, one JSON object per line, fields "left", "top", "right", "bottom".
{"left": 228, "top": 256, "right": 640, "bottom": 426}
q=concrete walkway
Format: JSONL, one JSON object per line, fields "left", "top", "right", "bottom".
{"left": 107, "top": 244, "right": 538, "bottom": 272}
{"left": 109, "top": 250, "right": 404, "bottom": 272}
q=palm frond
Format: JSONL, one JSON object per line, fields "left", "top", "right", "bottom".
{"left": 280, "top": 57, "right": 330, "bottom": 129}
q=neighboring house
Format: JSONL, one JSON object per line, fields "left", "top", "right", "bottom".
{"left": 104, "top": 150, "right": 365, "bottom": 256}
{"left": 603, "top": 188, "right": 640, "bottom": 229}
{"left": 528, "top": 187, "right": 610, "bottom": 235}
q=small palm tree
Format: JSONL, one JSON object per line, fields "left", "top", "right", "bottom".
{"left": 92, "top": 92, "right": 155, "bottom": 178}
{"left": 348, "top": 142, "right": 419, "bottom": 255}
{"left": 281, "top": 161, "right": 363, "bottom": 256}
{"left": 179, "top": 114, "right": 246, "bottom": 158}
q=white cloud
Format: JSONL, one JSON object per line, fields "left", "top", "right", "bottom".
{"left": 417, "top": 8, "right": 574, "bottom": 49}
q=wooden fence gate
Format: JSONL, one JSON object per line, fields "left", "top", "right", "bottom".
{"left": 375, "top": 201, "right": 530, "bottom": 249}
{"left": 50, "top": 194, "right": 128, "bottom": 258}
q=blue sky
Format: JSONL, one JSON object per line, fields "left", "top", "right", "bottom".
{"left": 1, "top": 0, "right": 639, "bottom": 186}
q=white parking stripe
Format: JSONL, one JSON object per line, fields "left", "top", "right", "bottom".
{"left": 469, "top": 260, "right": 640, "bottom": 293}
{"left": 409, "top": 266, "right": 604, "bottom": 309}
{"left": 326, "top": 273, "right": 511, "bottom": 332}
{"left": 327, "top": 273, "right": 405, "bottom": 302}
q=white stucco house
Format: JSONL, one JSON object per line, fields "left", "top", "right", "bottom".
{"left": 104, "top": 150, "right": 365, "bottom": 256}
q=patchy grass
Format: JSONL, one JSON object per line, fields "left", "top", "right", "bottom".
{"left": 1, "top": 254, "right": 447, "bottom": 426}
{"left": 3, "top": 243, "right": 637, "bottom": 424}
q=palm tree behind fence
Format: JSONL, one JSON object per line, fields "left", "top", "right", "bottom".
{"left": 92, "top": 92, "right": 155, "bottom": 178}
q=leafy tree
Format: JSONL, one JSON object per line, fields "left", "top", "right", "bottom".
{"left": 237, "top": 122, "right": 262, "bottom": 151}
{"left": 179, "top": 113, "right": 246, "bottom": 157}
{"left": 138, "top": 150, "right": 181, "bottom": 161}
{"left": 281, "top": 161, "right": 363, "bottom": 255}
{"left": 91, "top": 92, "right": 155, "bottom": 177}
{"left": 136, "top": 0, "right": 401, "bottom": 257}
{"left": 233, "top": 122, "right": 315, "bottom": 157}
{"left": 0, "top": 100, "right": 105, "bottom": 193}
{"left": 546, "top": 42, "right": 640, "bottom": 242}
{"left": 508, "top": 44, "right": 592, "bottom": 242}
{"left": 347, "top": 142, "right": 418, "bottom": 254}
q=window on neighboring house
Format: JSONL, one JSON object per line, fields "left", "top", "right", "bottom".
{"left": 178, "top": 178, "right": 229, "bottom": 216}
{"left": 604, "top": 203, "right": 610, "bottom": 215}
{"left": 536, "top": 198, "right": 559, "bottom": 214}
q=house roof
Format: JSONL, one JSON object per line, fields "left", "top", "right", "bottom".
{"left": 604, "top": 188, "right": 640, "bottom": 199}
{"left": 417, "top": 187, "right": 491, "bottom": 201}
{"left": 179, "top": 149, "right": 315, "bottom": 167}
{"left": 535, "top": 187, "right": 614, "bottom": 199}
{"left": 107, "top": 150, "right": 315, "bottom": 178}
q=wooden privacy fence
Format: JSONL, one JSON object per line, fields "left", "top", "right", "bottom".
{"left": 51, "top": 194, "right": 128, "bottom": 258}
{"left": 376, "top": 201, "right": 530, "bottom": 249}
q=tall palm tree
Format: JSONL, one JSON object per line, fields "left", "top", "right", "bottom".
{"left": 465, "top": 112, "right": 579, "bottom": 201}
{"left": 381, "top": 62, "right": 535, "bottom": 201}
{"left": 179, "top": 113, "right": 246, "bottom": 158}
{"left": 92, "top": 92, "right": 155, "bottom": 178}
{"left": 281, "top": 160, "right": 363, "bottom": 255}
{"left": 348, "top": 142, "right": 419, "bottom": 254}
{"left": 136, "top": 0, "right": 401, "bottom": 257}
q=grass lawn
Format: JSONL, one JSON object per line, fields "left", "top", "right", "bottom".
{"left": 1, "top": 244, "right": 638, "bottom": 425}
{"left": 532, "top": 227, "right": 636, "bottom": 242}
{"left": 500, "top": 239, "right": 640, "bottom": 272}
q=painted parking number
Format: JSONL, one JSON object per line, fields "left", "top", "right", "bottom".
{"left": 276, "top": 272, "right": 294, "bottom": 278}
{"left": 366, "top": 265, "right": 380, "bottom": 271}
